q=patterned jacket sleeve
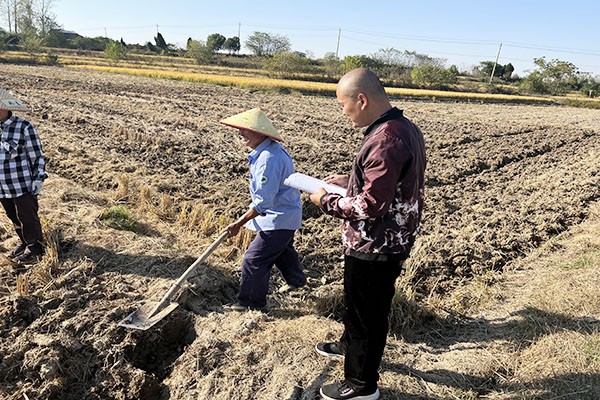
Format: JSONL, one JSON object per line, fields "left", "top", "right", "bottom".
{"left": 25, "top": 123, "right": 47, "bottom": 181}
{"left": 322, "top": 132, "right": 409, "bottom": 221}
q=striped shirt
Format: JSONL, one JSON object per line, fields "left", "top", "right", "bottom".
{"left": 0, "top": 112, "right": 47, "bottom": 198}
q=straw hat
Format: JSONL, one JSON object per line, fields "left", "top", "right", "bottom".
{"left": 0, "top": 89, "right": 30, "bottom": 112}
{"left": 220, "top": 108, "right": 283, "bottom": 142}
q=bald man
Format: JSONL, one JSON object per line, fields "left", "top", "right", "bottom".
{"left": 310, "top": 68, "right": 426, "bottom": 400}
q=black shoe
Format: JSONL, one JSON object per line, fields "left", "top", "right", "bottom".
{"left": 320, "top": 381, "right": 380, "bottom": 400}
{"left": 315, "top": 342, "right": 345, "bottom": 359}
{"left": 9, "top": 242, "right": 27, "bottom": 258}
{"left": 13, "top": 249, "right": 44, "bottom": 264}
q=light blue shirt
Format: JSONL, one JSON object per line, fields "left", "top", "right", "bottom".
{"left": 246, "top": 138, "right": 302, "bottom": 232}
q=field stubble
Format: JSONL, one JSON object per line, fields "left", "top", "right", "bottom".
{"left": 0, "top": 64, "right": 599, "bottom": 399}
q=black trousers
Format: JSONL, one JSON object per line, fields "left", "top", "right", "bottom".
{"left": 0, "top": 193, "right": 44, "bottom": 253}
{"left": 341, "top": 255, "right": 404, "bottom": 391}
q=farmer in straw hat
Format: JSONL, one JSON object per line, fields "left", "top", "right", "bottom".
{"left": 220, "top": 108, "right": 306, "bottom": 311}
{"left": 309, "top": 68, "right": 426, "bottom": 400}
{"left": 0, "top": 89, "right": 47, "bottom": 264}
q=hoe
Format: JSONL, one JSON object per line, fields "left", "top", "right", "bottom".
{"left": 118, "top": 231, "right": 228, "bottom": 330}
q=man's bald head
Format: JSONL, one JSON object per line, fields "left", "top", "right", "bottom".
{"left": 336, "top": 68, "right": 392, "bottom": 128}
{"left": 337, "top": 68, "right": 388, "bottom": 100}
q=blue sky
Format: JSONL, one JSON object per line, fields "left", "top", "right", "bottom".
{"left": 47, "top": 0, "right": 600, "bottom": 77}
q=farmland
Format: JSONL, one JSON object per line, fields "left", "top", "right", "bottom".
{"left": 0, "top": 63, "right": 599, "bottom": 399}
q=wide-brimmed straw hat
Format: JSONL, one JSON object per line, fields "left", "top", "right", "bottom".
{"left": 220, "top": 108, "right": 283, "bottom": 142}
{"left": 0, "top": 89, "right": 30, "bottom": 112}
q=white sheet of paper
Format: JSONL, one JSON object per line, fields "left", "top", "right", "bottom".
{"left": 284, "top": 172, "right": 347, "bottom": 197}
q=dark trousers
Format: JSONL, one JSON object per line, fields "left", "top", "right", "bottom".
{"left": 341, "top": 255, "right": 404, "bottom": 391}
{"left": 238, "top": 229, "right": 306, "bottom": 308}
{"left": 0, "top": 193, "right": 44, "bottom": 253}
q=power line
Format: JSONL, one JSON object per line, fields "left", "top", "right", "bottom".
{"left": 342, "top": 29, "right": 600, "bottom": 58}
{"left": 503, "top": 42, "right": 600, "bottom": 57}
{"left": 243, "top": 23, "right": 338, "bottom": 32}
{"left": 344, "top": 28, "right": 498, "bottom": 46}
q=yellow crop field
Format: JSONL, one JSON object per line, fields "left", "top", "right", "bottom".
{"left": 70, "top": 64, "right": 555, "bottom": 103}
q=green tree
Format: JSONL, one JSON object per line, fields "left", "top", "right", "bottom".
{"left": 263, "top": 51, "right": 311, "bottom": 77}
{"left": 145, "top": 41, "right": 157, "bottom": 53}
{"left": 223, "top": 36, "right": 240, "bottom": 54}
{"left": 370, "top": 47, "right": 414, "bottom": 85}
{"left": 35, "top": 0, "right": 59, "bottom": 38}
{"left": 154, "top": 32, "right": 168, "bottom": 53}
{"left": 322, "top": 52, "right": 341, "bottom": 78}
{"left": 16, "top": 0, "right": 36, "bottom": 35}
{"left": 245, "top": 31, "right": 290, "bottom": 57}
{"left": 411, "top": 64, "right": 458, "bottom": 88}
{"left": 477, "top": 61, "right": 503, "bottom": 78}
{"left": 20, "top": 28, "right": 43, "bottom": 55}
{"left": 206, "top": 33, "right": 226, "bottom": 52}
{"left": 535, "top": 57, "right": 578, "bottom": 95}
{"left": 402, "top": 50, "right": 445, "bottom": 68}
{"left": 476, "top": 61, "right": 518, "bottom": 82}
{"left": 339, "top": 55, "right": 380, "bottom": 74}
{"left": 45, "top": 51, "right": 58, "bottom": 65}
{"left": 187, "top": 39, "right": 213, "bottom": 64}
{"left": 44, "top": 29, "right": 70, "bottom": 47}
{"left": 71, "top": 36, "right": 109, "bottom": 51}
{"left": 575, "top": 73, "right": 600, "bottom": 98}
{"left": 520, "top": 70, "right": 549, "bottom": 94}
{"left": 0, "top": 28, "right": 7, "bottom": 52}
{"left": 2, "top": 0, "right": 17, "bottom": 33}
{"left": 521, "top": 57, "right": 578, "bottom": 95}
{"left": 105, "top": 40, "right": 127, "bottom": 63}
{"left": 371, "top": 47, "right": 404, "bottom": 66}
{"left": 502, "top": 63, "right": 515, "bottom": 80}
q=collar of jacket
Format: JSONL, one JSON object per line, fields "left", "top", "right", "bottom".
{"left": 363, "top": 107, "right": 403, "bottom": 137}
{"left": 248, "top": 137, "right": 274, "bottom": 162}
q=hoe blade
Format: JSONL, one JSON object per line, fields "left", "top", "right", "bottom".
{"left": 117, "top": 302, "right": 179, "bottom": 330}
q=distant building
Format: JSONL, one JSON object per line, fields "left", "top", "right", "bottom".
{"left": 51, "top": 29, "right": 82, "bottom": 40}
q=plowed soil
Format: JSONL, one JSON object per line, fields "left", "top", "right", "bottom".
{"left": 0, "top": 64, "right": 599, "bottom": 399}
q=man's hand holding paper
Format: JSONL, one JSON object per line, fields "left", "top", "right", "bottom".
{"left": 283, "top": 172, "right": 347, "bottom": 197}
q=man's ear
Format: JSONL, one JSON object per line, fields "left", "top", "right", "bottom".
{"left": 357, "top": 93, "right": 367, "bottom": 109}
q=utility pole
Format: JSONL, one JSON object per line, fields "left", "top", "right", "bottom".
{"left": 104, "top": 27, "right": 107, "bottom": 38}
{"left": 335, "top": 28, "right": 341, "bottom": 58}
{"left": 237, "top": 22, "right": 241, "bottom": 54}
{"left": 489, "top": 42, "right": 502, "bottom": 85}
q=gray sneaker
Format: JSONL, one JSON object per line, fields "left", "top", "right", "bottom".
{"left": 315, "top": 342, "right": 344, "bottom": 359}
{"left": 13, "top": 248, "right": 44, "bottom": 264}
{"left": 320, "top": 381, "right": 380, "bottom": 400}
